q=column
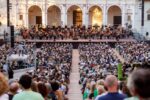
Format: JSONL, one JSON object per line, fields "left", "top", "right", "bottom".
{"left": 103, "top": 4, "right": 107, "bottom": 26}
{"left": 132, "top": 6, "right": 135, "bottom": 29}
{"left": 86, "top": 12, "right": 89, "bottom": 28}
{"left": 64, "top": 5, "right": 67, "bottom": 26}
{"left": 45, "top": 12, "right": 47, "bottom": 26}
{"left": 15, "top": 0, "right": 18, "bottom": 27}
{"left": 122, "top": 5, "right": 125, "bottom": 27}
{"left": 42, "top": 11, "right": 46, "bottom": 27}
{"left": 42, "top": 1, "right": 47, "bottom": 27}
{"left": 61, "top": 5, "right": 66, "bottom": 27}
{"left": 82, "top": 5, "right": 86, "bottom": 26}
{"left": 25, "top": 5, "right": 28, "bottom": 28}
{"left": 45, "top": 0, "right": 47, "bottom": 26}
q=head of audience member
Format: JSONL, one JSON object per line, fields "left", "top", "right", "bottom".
{"left": 104, "top": 75, "right": 118, "bottom": 93}
{"left": 127, "top": 68, "right": 150, "bottom": 99}
{"left": 0, "top": 72, "right": 8, "bottom": 96}
{"left": 37, "top": 82, "right": 48, "bottom": 99}
{"left": 97, "top": 85, "right": 106, "bottom": 95}
{"left": 31, "top": 81, "right": 38, "bottom": 92}
{"left": 119, "top": 81, "right": 131, "bottom": 97}
{"left": 9, "top": 81, "right": 19, "bottom": 95}
{"left": 51, "top": 81, "right": 60, "bottom": 92}
{"left": 19, "top": 74, "right": 32, "bottom": 90}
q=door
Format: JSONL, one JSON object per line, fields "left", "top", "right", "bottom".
{"left": 73, "top": 10, "right": 82, "bottom": 26}
{"left": 113, "top": 16, "right": 122, "bottom": 26}
{"left": 36, "top": 16, "right": 42, "bottom": 25}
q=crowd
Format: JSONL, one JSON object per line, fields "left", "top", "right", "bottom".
{"left": 0, "top": 43, "right": 73, "bottom": 100}
{"left": 0, "top": 41, "right": 149, "bottom": 100}
{"left": 78, "top": 43, "right": 150, "bottom": 100}
{"left": 116, "top": 42, "right": 150, "bottom": 65}
{"left": 21, "top": 25, "right": 133, "bottom": 40}
{"left": 0, "top": 67, "right": 149, "bottom": 100}
{"left": 0, "top": 43, "right": 35, "bottom": 72}
{"left": 78, "top": 43, "right": 122, "bottom": 99}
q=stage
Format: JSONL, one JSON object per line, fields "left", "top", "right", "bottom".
{"left": 15, "top": 38, "right": 136, "bottom": 49}
{"left": 15, "top": 38, "right": 136, "bottom": 43}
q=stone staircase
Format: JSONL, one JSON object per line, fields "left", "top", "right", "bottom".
{"left": 68, "top": 49, "right": 82, "bottom": 100}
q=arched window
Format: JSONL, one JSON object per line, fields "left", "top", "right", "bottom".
{"left": 147, "top": 9, "right": 150, "bottom": 21}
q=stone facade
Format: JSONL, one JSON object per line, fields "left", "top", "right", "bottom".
{"left": 0, "top": 0, "right": 150, "bottom": 37}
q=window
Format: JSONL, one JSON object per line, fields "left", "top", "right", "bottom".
{"left": 19, "top": 15, "right": 23, "bottom": 20}
{"left": 127, "top": 15, "right": 131, "bottom": 21}
{"left": 147, "top": 14, "right": 150, "bottom": 21}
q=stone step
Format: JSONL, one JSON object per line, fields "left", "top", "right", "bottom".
{"left": 68, "top": 49, "right": 82, "bottom": 100}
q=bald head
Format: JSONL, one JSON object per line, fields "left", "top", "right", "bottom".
{"left": 9, "top": 82, "right": 19, "bottom": 93}
{"left": 105, "top": 75, "right": 118, "bottom": 88}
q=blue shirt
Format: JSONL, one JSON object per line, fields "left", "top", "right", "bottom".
{"left": 97, "top": 92, "right": 127, "bottom": 100}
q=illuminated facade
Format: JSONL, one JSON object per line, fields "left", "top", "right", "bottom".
{"left": 0, "top": 0, "right": 150, "bottom": 37}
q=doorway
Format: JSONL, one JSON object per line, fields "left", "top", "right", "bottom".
{"left": 113, "top": 16, "right": 121, "bottom": 26}
{"left": 36, "top": 16, "right": 42, "bottom": 25}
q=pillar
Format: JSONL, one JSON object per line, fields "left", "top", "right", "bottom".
{"left": 132, "top": 6, "right": 135, "bottom": 29}
{"left": 86, "top": 12, "right": 89, "bottom": 28}
{"left": 25, "top": 2, "right": 28, "bottom": 28}
{"left": 82, "top": 5, "right": 86, "bottom": 26}
{"left": 122, "top": 5, "right": 125, "bottom": 27}
{"left": 103, "top": 5, "right": 107, "bottom": 26}
{"left": 42, "top": 1, "right": 47, "bottom": 27}
{"left": 42, "top": 11, "right": 46, "bottom": 27}
{"left": 61, "top": 5, "right": 66, "bottom": 27}
{"left": 15, "top": 0, "right": 18, "bottom": 27}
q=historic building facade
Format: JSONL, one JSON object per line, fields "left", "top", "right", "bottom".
{"left": 0, "top": 0, "right": 150, "bottom": 37}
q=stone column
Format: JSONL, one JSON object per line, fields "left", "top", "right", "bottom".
{"left": 82, "top": 4, "right": 86, "bottom": 26}
{"left": 25, "top": 1, "right": 28, "bottom": 28}
{"left": 103, "top": 4, "right": 107, "bottom": 26}
{"left": 61, "top": 5, "right": 66, "bottom": 27}
{"left": 122, "top": 5, "right": 126, "bottom": 27}
{"left": 42, "top": 12, "right": 46, "bottom": 27}
{"left": 86, "top": 12, "right": 89, "bottom": 28}
{"left": 131, "top": 6, "right": 135, "bottom": 29}
{"left": 14, "top": 0, "right": 17, "bottom": 27}
{"left": 42, "top": 6, "right": 47, "bottom": 27}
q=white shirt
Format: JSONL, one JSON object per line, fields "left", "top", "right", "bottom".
{"left": 0, "top": 94, "right": 9, "bottom": 100}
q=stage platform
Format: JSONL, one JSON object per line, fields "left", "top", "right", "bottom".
{"left": 15, "top": 39, "right": 136, "bottom": 43}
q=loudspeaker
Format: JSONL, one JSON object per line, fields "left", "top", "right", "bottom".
{"left": 146, "top": 32, "right": 149, "bottom": 36}
{"left": 10, "top": 25, "right": 14, "bottom": 48}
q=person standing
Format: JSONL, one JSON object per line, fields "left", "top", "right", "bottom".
{"left": 13, "top": 74, "right": 44, "bottom": 100}
{"left": 96, "top": 75, "right": 127, "bottom": 100}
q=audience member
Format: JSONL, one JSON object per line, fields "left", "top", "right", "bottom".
{"left": 126, "top": 69, "right": 150, "bottom": 100}
{"left": 96, "top": 75, "right": 127, "bottom": 100}
{"left": 13, "top": 74, "right": 44, "bottom": 100}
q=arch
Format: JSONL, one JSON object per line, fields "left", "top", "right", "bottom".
{"left": 28, "top": 5, "right": 42, "bottom": 26}
{"left": 88, "top": 5, "right": 103, "bottom": 12}
{"left": 67, "top": 5, "right": 83, "bottom": 26}
{"left": 67, "top": 5, "right": 83, "bottom": 12}
{"left": 107, "top": 5, "right": 122, "bottom": 26}
{"left": 147, "top": 8, "right": 150, "bottom": 13}
{"left": 47, "top": 5, "right": 61, "bottom": 26}
{"left": 88, "top": 5, "right": 103, "bottom": 27}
